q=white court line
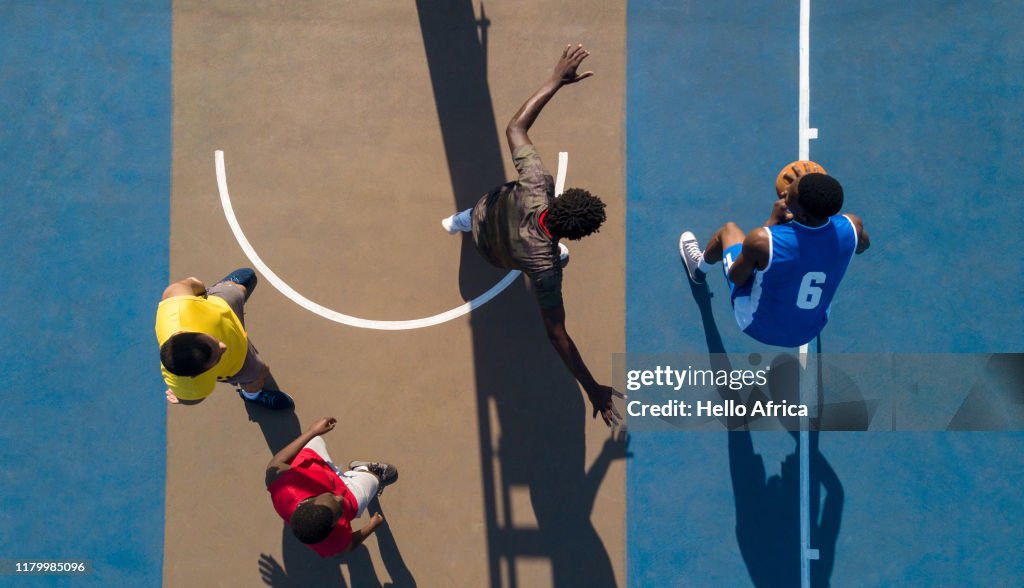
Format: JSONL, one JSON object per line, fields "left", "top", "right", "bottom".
{"left": 799, "top": 0, "right": 814, "bottom": 160}
{"left": 799, "top": 339, "right": 816, "bottom": 588}
{"left": 555, "top": 151, "right": 568, "bottom": 196}
{"left": 214, "top": 149, "right": 569, "bottom": 330}
{"left": 798, "top": 1, "right": 820, "bottom": 586}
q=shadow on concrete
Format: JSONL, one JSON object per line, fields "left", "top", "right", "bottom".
{"left": 244, "top": 372, "right": 303, "bottom": 454}
{"left": 686, "top": 278, "right": 844, "bottom": 587}
{"left": 258, "top": 499, "right": 415, "bottom": 587}
{"left": 249, "top": 373, "right": 415, "bottom": 586}
{"left": 416, "top": 1, "right": 620, "bottom": 586}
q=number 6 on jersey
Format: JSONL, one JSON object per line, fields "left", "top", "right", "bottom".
{"left": 796, "top": 272, "right": 826, "bottom": 309}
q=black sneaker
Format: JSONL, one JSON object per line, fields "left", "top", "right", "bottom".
{"left": 679, "top": 231, "right": 707, "bottom": 284}
{"left": 349, "top": 461, "right": 398, "bottom": 496}
{"left": 237, "top": 388, "right": 294, "bottom": 411}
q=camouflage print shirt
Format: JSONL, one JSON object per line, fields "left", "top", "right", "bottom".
{"left": 471, "top": 144, "right": 563, "bottom": 309}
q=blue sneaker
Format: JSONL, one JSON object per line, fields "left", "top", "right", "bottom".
{"left": 221, "top": 268, "right": 258, "bottom": 301}
{"left": 238, "top": 388, "right": 294, "bottom": 411}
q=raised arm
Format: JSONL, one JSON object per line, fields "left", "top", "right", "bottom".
{"left": 162, "top": 276, "right": 206, "bottom": 300}
{"left": 844, "top": 213, "right": 871, "bottom": 254}
{"left": 265, "top": 417, "right": 337, "bottom": 487}
{"left": 505, "top": 44, "right": 594, "bottom": 156}
{"left": 540, "top": 303, "right": 623, "bottom": 427}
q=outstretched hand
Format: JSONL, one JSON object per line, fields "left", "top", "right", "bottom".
{"left": 307, "top": 417, "right": 337, "bottom": 436}
{"left": 587, "top": 384, "right": 626, "bottom": 428}
{"left": 552, "top": 44, "right": 594, "bottom": 86}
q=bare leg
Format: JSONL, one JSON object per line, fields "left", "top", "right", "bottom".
{"left": 703, "top": 222, "right": 746, "bottom": 264}
{"left": 240, "top": 364, "right": 271, "bottom": 392}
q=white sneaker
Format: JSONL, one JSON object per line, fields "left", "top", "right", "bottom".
{"left": 559, "top": 242, "right": 570, "bottom": 268}
{"left": 441, "top": 210, "right": 472, "bottom": 234}
{"left": 441, "top": 216, "right": 458, "bottom": 234}
{"left": 679, "top": 231, "right": 706, "bottom": 284}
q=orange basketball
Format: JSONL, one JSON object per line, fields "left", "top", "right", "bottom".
{"left": 775, "top": 160, "right": 827, "bottom": 197}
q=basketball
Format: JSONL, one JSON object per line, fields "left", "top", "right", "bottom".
{"left": 775, "top": 160, "right": 827, "bottom": 197}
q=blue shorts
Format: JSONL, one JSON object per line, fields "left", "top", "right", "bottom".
{"left": 722, "top": 243, "right": 753, "bottom": 302}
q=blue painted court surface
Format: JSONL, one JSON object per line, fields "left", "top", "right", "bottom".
{"left": 0, "top": 2, "right": 169, "bottom": 586}
{"left": 627, "top": 1, "right": 1024, "bottom": 586}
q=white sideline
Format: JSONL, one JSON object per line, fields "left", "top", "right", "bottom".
{"left": 799, "top": 1, "right": 820, "bottom": 586}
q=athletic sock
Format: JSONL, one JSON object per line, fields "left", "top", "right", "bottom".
{"left": 698, "top": 258, "right": 715, "bottom": 274}
{"left": 454, "top": 209, "right": 472, "bottom": 232}
{"left": 240, "top": 388, "right": 261, "bottom": 400}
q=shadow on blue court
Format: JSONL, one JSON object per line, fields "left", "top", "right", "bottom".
{"left": 627, "top": 1, "right": 1024, "bottom": 586}
{"left": 0, "top": 2, "right": 169, "bottom": 586}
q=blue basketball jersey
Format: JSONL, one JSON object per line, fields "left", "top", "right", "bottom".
{"left": 734, "top": 215, "right": 858, "bottom": 347}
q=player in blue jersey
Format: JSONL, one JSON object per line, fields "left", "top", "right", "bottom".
{"left": 679, "top": 164, "right": 870, "bottom": 347}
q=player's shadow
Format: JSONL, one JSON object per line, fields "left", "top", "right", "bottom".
{"left": 245, "top": 375, "right": 416, "bottom": 586}
{"left": 242, "top": 372, "right": 303, "bottom": 454}
{"left": 417, "top": 1, "right": 621, "bottom": 585}
{"left": 687, "top": 279, "right": 844, "bottom": 587}
{"left": 258, "top": 499, "right": 416, "bottom": 587}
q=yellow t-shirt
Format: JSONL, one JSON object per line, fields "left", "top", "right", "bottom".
{"left": 155, "top": 296, "right": 248, "bottom": 400}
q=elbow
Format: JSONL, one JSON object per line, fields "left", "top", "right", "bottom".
{"left": 506, "top": 121, "right": 527, "bottom": 145}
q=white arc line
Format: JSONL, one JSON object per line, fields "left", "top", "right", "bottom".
{"left": 214, "top": 149, "right": 568, "bottom": 330}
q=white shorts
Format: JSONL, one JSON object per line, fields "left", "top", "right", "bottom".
{"left": 303, "top": 436, "right": 379, "bottom": 517}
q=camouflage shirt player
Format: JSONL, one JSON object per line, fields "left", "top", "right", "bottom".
{"left": 471, "top": 144, "right": 563, "bottom": 309}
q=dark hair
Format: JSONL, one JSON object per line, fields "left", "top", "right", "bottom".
{"left": 797, "top": 173, "right": 844, "bottom": 218}
{"left": 290, "top": 502, "right": 335, "bottom": 544}
{"left": 159, "top": 332, "right": 213, "bottom": 377}
{"left": 546, "top": 188, "right": 607, "bottom": 241}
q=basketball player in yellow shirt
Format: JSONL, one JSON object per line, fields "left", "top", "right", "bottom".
{"left": 155, "top": 268, "right": 293, "bottom": 409}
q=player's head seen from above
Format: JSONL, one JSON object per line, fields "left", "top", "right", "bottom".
{"left": 546, "top": 188, "right": 607, "bottom": 240}
{"left": 790, "top": 173, "right": 844, "bottom": 220}
{"left": 290, "top": 496, "right": 341, "bottom": 544}
{"left": 160, "top": 332, "right": 223, "bottom": 376}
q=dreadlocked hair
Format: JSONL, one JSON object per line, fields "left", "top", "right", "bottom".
{"left": 545, "top": 188, "right": 607, "bottom": 241}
